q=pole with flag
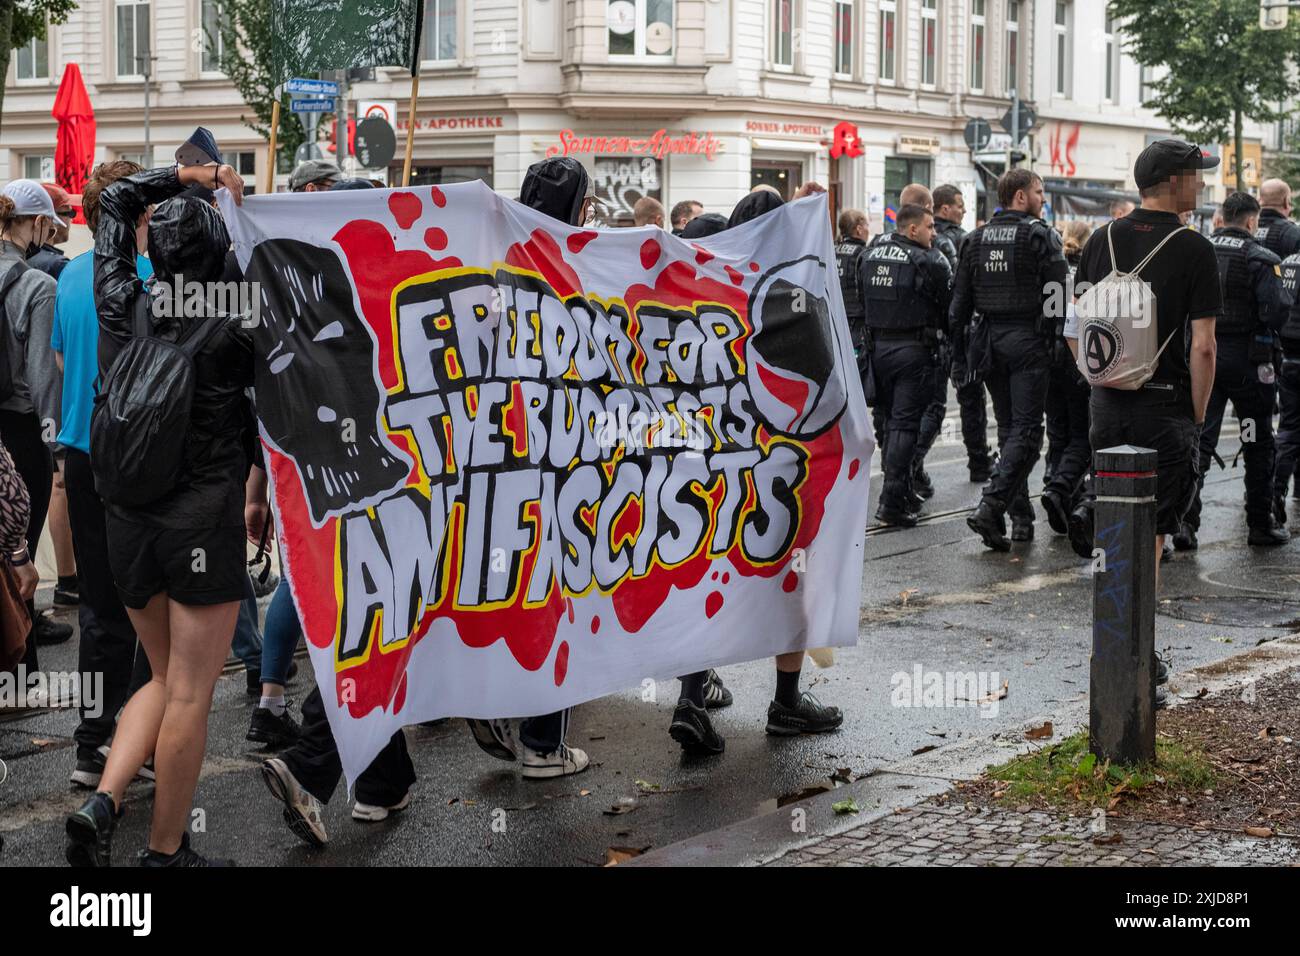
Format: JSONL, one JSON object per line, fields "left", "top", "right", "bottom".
{"left": 403, "top": 6, "right": 424, "bottom": 187}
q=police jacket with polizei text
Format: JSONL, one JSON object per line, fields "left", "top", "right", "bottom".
{"left": 94, "top": 165, "right": 255, "bottom": 529}
{"left": 948, "top": 209, "right": 1067, "bottom": 336}
{"left": 858, "top": 234, "right": 954, "bottom": 332}
{"left": 834, "top": 236, "right": 867, "bottom": 321}
{"left": 1254, "top": 208, "right": 1300, "bottom": 260}
{"left": 1209, "top": 226, "right": 1283, "bottom": 336}
{"left": 933, "top": 217, "right": 966, "bottom": 271}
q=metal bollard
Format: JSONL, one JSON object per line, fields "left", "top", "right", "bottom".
{"left": 1089, "top": 444, "right": 1158, "bottom": 765}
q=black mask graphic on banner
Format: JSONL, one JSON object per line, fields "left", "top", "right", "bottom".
{"left": 246, "top": 238, "right": 412, "bottom": 524}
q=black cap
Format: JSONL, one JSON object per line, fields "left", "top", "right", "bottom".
{"left": 1134, "top": 138, "right": 1219, "bottom": 189}
{"left": 176, "top": 127, "right": 223, "bottom": 167}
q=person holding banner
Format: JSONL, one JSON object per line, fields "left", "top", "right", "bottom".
{"left": 65, "top": 160, "right": 254, "bottom": 867}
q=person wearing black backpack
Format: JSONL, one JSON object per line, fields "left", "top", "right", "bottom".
{"left": 65, "top": 161, "right": 252, "bottom": 868}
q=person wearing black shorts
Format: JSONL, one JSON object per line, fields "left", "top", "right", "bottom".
{"left": 65, "top": 161, "right": 253, "bottom": 868}
{"left": 1072, "top": 139, "right": 1221, "bottom": 567}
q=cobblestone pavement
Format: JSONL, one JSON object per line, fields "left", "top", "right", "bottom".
{"left": 765, "top": 803, "right": 1300, "bottom": 867}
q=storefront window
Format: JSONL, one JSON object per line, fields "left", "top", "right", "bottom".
{"left": 751, "top": 160, "right": 803, "bottom": 201}
{"left": 883, "top": 156, "right": 931, "bottom": 232}
{"left": 608, "top": 0, "right": 674, "bottom": 59}
{"left": 404, "top": 162, "right": 494, "bottom": 188}
{"left": 592, "top": 156, "right": 662, "bottom": 226}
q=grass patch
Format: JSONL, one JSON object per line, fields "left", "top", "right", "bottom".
{"left": 987, "top": 731, "right": 1218, "bottom": 809}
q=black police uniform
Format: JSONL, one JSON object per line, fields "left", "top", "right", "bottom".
{"left": 860, "top": 234, "right": 953, "bottom": 522}
{"left": 919, "top": 216, "right": 993, "bottom": 480}
{"left": 835, "top": 235, "right": 868, "bottom": 383}
{"left": 950, "top": 209, "right": 1069, "bottom": 549}
{"left": 911, "top": 224, "right": 965, "bottom": 495}
{"left": 1275, "top": 252, "right": 1300, "bottom": 509}
{"left": 1183, "top": 226, "right": 1286, "bottom": 541}
{"left": 1041, "top": 251, "right": 1091, "bottom": 532}
{"left": 1254, "top": 207, "right": 1300, "bottom": 260}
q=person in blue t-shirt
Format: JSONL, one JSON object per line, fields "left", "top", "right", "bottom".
{"left": 50, "top": 161, "right": 155, "bottom": 788}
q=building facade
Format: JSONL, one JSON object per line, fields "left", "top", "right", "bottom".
{"left": 2, "top": 0, "right": 1281, "bottom": 232}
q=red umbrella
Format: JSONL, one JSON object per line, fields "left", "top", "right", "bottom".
{"left": 52, "top": 63, "right": 96, "bottom": 224}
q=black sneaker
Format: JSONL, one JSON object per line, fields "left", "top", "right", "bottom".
{"left": 1160, "top": 539, "right": 1174, "bottom": 562}
{"left": 669, "top": 699, "right": 725, "bottom": 755}
{"left": 247, "top": 706, "right": 302, "bottom": 748}
{"left": 876, "top": 504, "right": 919, "bottom": 528}
{"left": 1248, "top": 520, "right": 1289, "bottom": 547}
{"left": 1041, "top": 490, "right": 1069, "bottom": 535}
{"left": 1011, "top": 520, "right": 1034, "bottom": 542}
{"left": 53, "top": 580, "right": 80, "bottom": 608}
{"left": 703, "top": 669, "right": 732, "bottom": 709}
{"left": 1172, "top": 527, "right": 1198, "bottom": 551}
{"left": 1067, "top": 503, "right": 1094, "bottom": 559}
{"left": 912, "top": 468, "right": 935, "bottom": 500}
{"left": 967, "top": 502, "right": 1010, "bottom": 552}
{"left": 33, "top": 612, "right": 73, "bottom": 646}
{"left": 766, "top": 692, "right": 843, "bottom": 736}
{"left": 65, "top": 792, "right": 118, "bottom": 867}
{"left": 1155, "top": 654, "right": 1170, "bottom": 686}
{"left": 466, "top": 718, "right": 517, "bottom": 762}
{"left": 1155, "top": 685, "right": 1169, "bottom": 711}
{"left": 139, "top": 833, "right": 234, "bottom": 867}
{"left": 1275, "top": 495, "right": 1288, "bottom": 526}
{"left": 70, "top": 744, "right": 110, "bottom": 788}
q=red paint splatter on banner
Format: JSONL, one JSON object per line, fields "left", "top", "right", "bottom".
{"left": 694, "top": 246, "right": 714, "bottom": 265}
{"left": 506, "top": 229, "right": 582, "bottom": 298}
{"left": 749, "top": 261, "right": 760, "bottom": 272}
{"left": 267, "top": 445, "right": 339, "bottom": 650}
{"left": 783, "top": 570, "right": 799, "bottom": 593}
{"left": 640, "top": 238, "right": 662, "bottom": 270}
{"left": 389, "top": 192, "right": 422, "bottom": 230}
{"left": 590, "top": 615, "right": 600, "bottom": 634}
{"left": 710, "top": 570, "right": 718, "bottom": 581}
{"left": 332, "top": 219, "right": 461, "bottom": 390}
{"left": 848, "top": 458, "right": 860, "bottom": 480}
{"left": 567, "top": 230, "right": 598, "bottom": 253}
{"left": 430, "top": 185, "right": 447, "bottom": 208}
{"left": 424, "top": 227, "right": 447, "bottom": 251}
{"left": 722, "top": 572, "right": 730, "bottom": 584}
{"left": 705, "top": 591, "right": 724, "bottom": 619}
{"left": 756, "top": 361, "right": 809, "bottom": 417}
{"left": 393, "top": 672, "right": 408, "bottom": 714}
{"left": 725, "top": 265, "right": 744, "bottom": 285}
{"left": 566, "top": 598, "right": 575, "bottom": 624}
{"left": 554, "top": 641, "right": 570, "bottom": 686}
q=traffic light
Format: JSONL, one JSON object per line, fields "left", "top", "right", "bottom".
{"left": 327, "top": 117, "right": 356, "bottom": 157}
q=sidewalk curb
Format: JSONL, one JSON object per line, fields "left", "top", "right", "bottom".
{"left": 625, "top": 635, "right": 1300, "bottom": 867}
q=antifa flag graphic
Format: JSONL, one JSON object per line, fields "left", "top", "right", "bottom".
{"left": 220, "top": 183, "right": 873, "bottom": 785}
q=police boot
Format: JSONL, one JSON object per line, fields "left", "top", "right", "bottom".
{"left": 1171, "top": 525, "right": 1198, "bottom": 552}
{"left": 969, "top": 452, "right": 996, "bottom": 484}
{"left": 1248, "top": 517, "right": 1289, "bottom": 547}
{"left": 1011, "top": 519, "right": 1034, "bottom": 542}
{"left": 912, "top": 464, "right": 935, "bottom": 500}
{"left": 967, "top": 501, "right": 1010, "bottom": 552}
{"left": 1274, "top": 494, "right": 1288, "bottom": 527}
{"left": 1067, "top": 501, "right": 1094, "bottom": 560}
{"left": 905, "top": 490, "right": 927, "bottom": 514}
{"left": 875, "top": 503, "right": 920, "bottom": 528}
{"left": 1041, "top": 489, "right": 1070, "bottom": 536}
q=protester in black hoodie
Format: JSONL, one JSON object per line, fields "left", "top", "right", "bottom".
{"left": 669, "top": 181, "right": 845, "bottom": 756}
{"left": 66, "top": 162, "right": 253, "bottom": 868}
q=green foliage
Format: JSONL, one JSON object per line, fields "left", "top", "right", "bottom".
{"left": 0, "top": 0, "right": 79, "bottom": 138}
{"left": 1110, "top": 0, "right": 1300, "bottom": 185}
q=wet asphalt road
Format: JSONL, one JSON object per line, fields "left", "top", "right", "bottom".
{"left": 2, "top": 408, "right": 1297, "bottom": 866}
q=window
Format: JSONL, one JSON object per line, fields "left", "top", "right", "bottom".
{"left": 752, "top": 160, "right": 803, "bottom": 201}
{"left": 834, "top": 1, "right": 853, "bottom": 76}
{"left": 117, "top": 151, "right": 150, "bottom": 167}
{"left": 921, "top": 0, "right": 938, "bottom": 87}
{"left": 424, "top": 0, "right": 458, "bottom": 61}
{"left": 24, "top": 155, "right": 55, "bottom": 180}
{"left": 1053, "top": 1, "right": 1071, "bottom": 98}
{"left": 233, "top": 151, "right": 256, "bottom": 175}
{"left": 772, "top": 0, "right": 794, "bottom": 67}
{"left": 1138, "top": 65, "right": 1153, "bottom": 105}
{"left": 200, "top": 0, "right": 223, "bottom": 73}
{"left": 15, "top": 33, "right": 49, "bottom": 81}
{"left": 969, "top": 0, "right": 985, "bottom": 93}
{"left": 879, "top": 0, "right": 896, "bottom": 82}
{"left": 884, "top": 156, "right": 932, "bottom": 232}
{"left": 116, "top": 0, "right": 151, "bottom": 78}
{"left": 608, "top": 0, "right": 673, "bottom": 58}
{"left": 1005, "top": 0, "right": 1019, "bottom": 94}
{"left": 1103, "top": 14, "right": 1118, "bottom": 103}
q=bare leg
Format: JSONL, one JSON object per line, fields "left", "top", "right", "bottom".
{"left": 775, "top": 652, "right": 802, "bottom": 672}
{"left": 49, "top": 472, "right": 76, "bottom": 580}
{"left": 147, "top": 598, "right": 238, "bottom": 855}
{"left": 96, "top": 593, "right": 170, "bottom": 809}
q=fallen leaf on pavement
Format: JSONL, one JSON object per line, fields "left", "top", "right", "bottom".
{"left": 604, "top": 845, "right": 650, "bottom": 866}
{"left": 1025, "top": 721, "right": 1053, "bottom": 741}
{"left": 979, "top": 680, "right": 1010, "bottom": 704}
{"left": 899, "top": 588, "right": 919, "bottom": 605}
{"left": 831, "top": 798, "right": 860, "bottom": 815}
{"left": 911, "top": 744, "right": 937, "bottom": 756}
{"left": 1245, "top": 826, "right": 1274, "bottom": 838}
{"left": 1092, "top": 832, "right": 1123, "bottom": 845}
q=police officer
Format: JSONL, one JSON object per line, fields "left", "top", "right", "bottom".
{"left": 1181, "top": 191, "right": 1288, "bottom": 547}
{"left": 1276, "top": 246, "right": 1300, "bottom": 521}
{"left": 951, "top": 169, "right": 1069, "bottom": 551}
{"left": 835, "top": 208, "right": 870, "bottom": 388}
{"left": 861, "top": 203, "right": 953, "bottom": 526}
{"left": 932, "top": 183, "right": 995, "bottom": 484}
{"left": 1254, "top": 179, "right": 1300, "bottom": 259}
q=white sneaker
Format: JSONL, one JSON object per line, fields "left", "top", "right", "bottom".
{"left": 520, "top": 743, "right": 589, "bottom": 780}
{"left": 466, "top": 717, "right": 517, "bottom": 762}
{"left": 352, "top": 790, "right": 412, "bottom": 822}
{"left": 261, "top": 757, "right": 328, "bottom": 846}
{"left": 69, "top": 744, "right": 111, "bottom": 788}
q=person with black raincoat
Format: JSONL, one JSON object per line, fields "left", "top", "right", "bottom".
{"left": 668, "top": 182, "right": 844, "bottom": 757}
{"left": 65, "top": 160, "right": 255, "bottom": 868}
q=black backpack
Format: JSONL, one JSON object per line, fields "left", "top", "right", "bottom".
{"left": 0, "top": 261, "right": 29, "bottom": 405}
{"left": 90, "top": 290, "right": 226, "bottom": 508}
